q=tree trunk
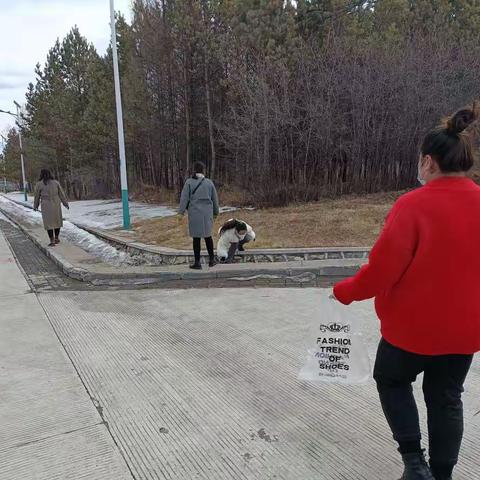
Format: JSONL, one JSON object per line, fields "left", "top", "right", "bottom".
{"left": 204, "top": 58, "right": 216, "bottom": 178}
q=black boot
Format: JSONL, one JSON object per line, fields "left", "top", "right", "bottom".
{"left": 225, "top": 243, "right": 238, "bottom": 263}
{"left": 189, "top": 262, "right": 202, "bottom": 270}
{"left": 209, "top": 257, "right": 217, "bottom": 268}
{"left": 430, "top": 463, "right": 453, "bottom": 480}
{"left": 399, "top": 451, "right": 435, "bottom": 480}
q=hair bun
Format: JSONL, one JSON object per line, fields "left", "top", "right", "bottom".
{"left": 446, "top": 107, "right": 477, "bottom": 135}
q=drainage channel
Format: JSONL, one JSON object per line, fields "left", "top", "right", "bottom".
{"left": 0, "top": 219, "right": 93, "bottom": 292}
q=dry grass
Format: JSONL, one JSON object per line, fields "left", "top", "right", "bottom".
{"left": 131, "top": 184, "right": 254, "bottom": 208}
{"left": 126, "top": 162, "right": 480, "bottom": 249}
{"left": 130, "top": 191, "right": 405, "bottom": 249}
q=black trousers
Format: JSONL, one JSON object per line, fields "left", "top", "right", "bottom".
{"left": 192, "top": 237, "right": 214, "bottom": 263}
{"left": 47, "top": 228, "right": 60, "bottom": 240}
{"left": 373, "top": 339, "right": 473, "bottom": 477}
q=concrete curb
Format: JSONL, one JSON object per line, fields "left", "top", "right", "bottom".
{"left": 78, "top": 224, "right": 370, "bottom": 266}
{"left": 81, "top": 262, "right": 363, "bottom": 286}
{"left": 0, "top": 197, "right": 365, "bottom": 286}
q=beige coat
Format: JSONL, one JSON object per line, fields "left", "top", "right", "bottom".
{"left": 33, "top": 180, "right": 69, "bottom": 230}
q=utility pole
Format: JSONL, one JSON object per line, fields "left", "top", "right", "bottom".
{"left": 110, "top": 0, "right": 130, "bottom": 229}
{"left": 0, "top": 134, "right": 7, "bottom": 193}
{"left": 14, "top": 101, "right": 28, "bottom": 202}
{"left": 0, "top": 106, "right": 27, "bottom": 199}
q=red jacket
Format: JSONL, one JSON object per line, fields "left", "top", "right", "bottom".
{"left": 334, "top": 177, "right": 480, "bottom": 355}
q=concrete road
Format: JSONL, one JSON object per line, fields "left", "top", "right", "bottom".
{"left": 1, "top": 221, "right": 479, "bottom": 479}
{"left": 36, "top": 289, "right": 480, "bottom": 480}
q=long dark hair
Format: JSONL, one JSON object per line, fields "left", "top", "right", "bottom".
{"left": 421, "top": 104, "right": 478, "bottom": 172}
{"left": 39, "top": 169, "right": 53, "bottom": 185}
{"left": 220, "top": 218, "right": 247, "bottom": 235}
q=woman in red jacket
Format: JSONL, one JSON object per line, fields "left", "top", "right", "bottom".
{"left": 334, "top": 106, "right": 479, "bottom": 480}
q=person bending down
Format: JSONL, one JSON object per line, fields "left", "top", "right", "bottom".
{"left": 217, "top": 218, "right": 256, "bottom": 263}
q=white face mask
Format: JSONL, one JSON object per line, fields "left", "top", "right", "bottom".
{"left": 417, "top": 161, "right": 426, "bottom": 186}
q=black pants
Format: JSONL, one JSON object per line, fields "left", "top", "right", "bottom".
{"left": 374, "top": 339, "right": 473, "bottom": 478}
{"left": 193, "top": 237, "right": 214, "bottom": 264}
{"left": 47, "top": 228, "right": 60, "bottom": 240}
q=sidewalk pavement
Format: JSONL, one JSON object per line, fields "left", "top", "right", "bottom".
{"left": 0, "top": 230, "right": 132, "bottom": 479}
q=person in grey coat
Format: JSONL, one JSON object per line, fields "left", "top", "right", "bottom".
{"left": 178, "top": 162, "right": 220, "bottom": 269}
{"left": 33, "top": 169, "right": 69, "bottom": 247}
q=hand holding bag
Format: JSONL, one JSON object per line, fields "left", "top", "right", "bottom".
{"left": 299, "top": 296, "right": 371, "bottom": 385}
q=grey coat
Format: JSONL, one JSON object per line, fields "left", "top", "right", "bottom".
{"left": 33, "top": 180, "right": 69, "bottom": 231}
{"left": 179, "top": 177, "right": 219, "bottom": 238}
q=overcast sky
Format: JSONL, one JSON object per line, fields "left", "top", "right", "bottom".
{"left": 0, "top": 0, "right": 132, "bottom": 135}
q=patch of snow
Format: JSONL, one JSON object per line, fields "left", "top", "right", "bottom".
{"left": 5, "top": 193, "right": 178, "bottom": 230}
{"left": 60, "top": 221, "right": 143, "bottom": 266}
{"left": 0, "top": 195, "right": 42, "bottom": 227}
{"left": 0, "top": 211, "right": 18, "bottom": 227}
{"left": 219, "top": 206, "right": 238, "bottom": 214}
{"left": 218, "top": 206, "right": 256, "bottom": 216}
{"left": 0, "top": 195, "right": 144, "bottom": 266}
{"left": 5, "top": 193, "right": 249, "bottom": 231}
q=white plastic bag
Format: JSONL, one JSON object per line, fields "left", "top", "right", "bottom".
{"left": 299, "top": 296, "right": 371, "bottom": 385}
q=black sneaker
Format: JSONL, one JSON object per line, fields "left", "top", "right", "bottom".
{"left": 429, "top": 463, "right": 453, "bottom": 480}
{"left": 189, "top": 263, "right": 202, "bottom": 270}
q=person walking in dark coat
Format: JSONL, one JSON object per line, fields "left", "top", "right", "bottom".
{"left": 179, "top": 162, "right": 219, "bottom": 269}
{"left": 33, "top": 169, "right": 69, "bottom": 247}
